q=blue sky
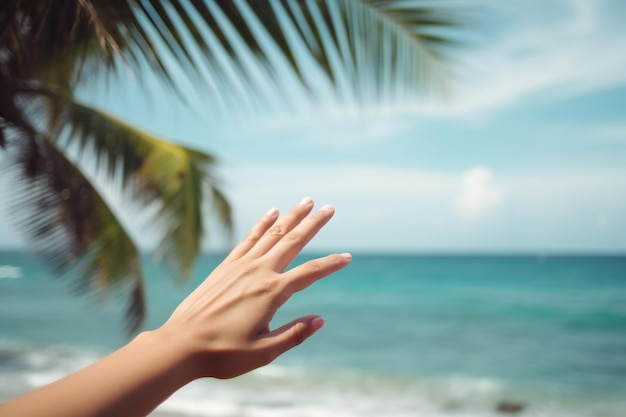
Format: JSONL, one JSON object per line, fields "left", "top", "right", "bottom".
{"left": 1, "top": 0, "right": 625, "bottom": 253}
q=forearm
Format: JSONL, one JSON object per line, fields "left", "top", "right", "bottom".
{"left": 0, "top": 328, "right": 195, "bottom": 417}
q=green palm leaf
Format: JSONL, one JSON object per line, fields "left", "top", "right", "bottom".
{"left": 6, "top": 132, "right": 146, "bottom": 333}
{"left": 58, "top": 100, "right": 232, "bottom": 278}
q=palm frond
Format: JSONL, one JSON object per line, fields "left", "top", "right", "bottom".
{"left": 55, "top": 100, "right": 232, "bottom": 278}
{"left": 287, "top": 0, "right": 461, "bottom": 100}
{"left": 5, "top": 131, "right": 146, "bottom": 333}
{"left": 132, "top": 142, "right": 214, "bottom": 278}
{"left": 2, "top": 85, "right": 231, "bottom": 327}
{"left": 3, "top": 1, "right": 463, "bottom": 120}
{"left": 157, "top": 0, "right": 463, "bottom": 102}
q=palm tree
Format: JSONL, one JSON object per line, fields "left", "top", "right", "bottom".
{"left": 0, "top": 1, "right": 460, "bottom": 332}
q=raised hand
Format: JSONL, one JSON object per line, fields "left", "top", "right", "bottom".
{"left": 0, "top": 198, "right": 351, "bottom": 417}
{"left": 161, "top": 197, "right": 352, "bottom": 379}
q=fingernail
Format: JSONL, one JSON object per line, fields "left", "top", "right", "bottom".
{"left": 299, "top": 196, "right": 313, "bottom": 205}
{"left": 340, "top": 252, "right": 352, "bottom": 261}
{"left": 266, "top": 207, "right": 278, "bottom": 216}
{"left": 320, "top": 204, "right": 334, "bottom": 211}
{"left": 310, "top": 316, "right": 325, "bottom": 333}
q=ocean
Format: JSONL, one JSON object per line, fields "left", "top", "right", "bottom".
{"left": 1, "top": 251, "right": 625, "bottom": 417}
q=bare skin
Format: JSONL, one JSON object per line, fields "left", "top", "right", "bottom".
{"left": 0, "top": 197, "right": 351, "bottom": 417}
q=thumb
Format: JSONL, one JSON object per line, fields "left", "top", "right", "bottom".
{"left": 259, "top": 315, "right": 325, "bottom": 360}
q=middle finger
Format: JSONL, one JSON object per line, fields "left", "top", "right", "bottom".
{"left": 246, "top": 197, "right": 314, "bottom": 258}
{"left": 266, "top": 204, "right": 335, "bottom": 272}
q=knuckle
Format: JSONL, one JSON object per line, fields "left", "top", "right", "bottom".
{"left": 245, "top": 229, "right": 262, "bottom": 242}
{"left": 253, "top": 279, "right": 276, "bottom": 297}
{"left": 267, "top": 225, "right": 285, "bottom": 237}
{"left": 291, "top": 323, "right": 309, "bottom": 346}
{"left": 305, "top": 259, "right": 323, "bottom": 273}
{"left": 283, "top": 230, "right": 303, "bottom": 243}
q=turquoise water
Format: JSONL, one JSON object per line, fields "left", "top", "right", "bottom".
{"left": 1, "top": 251, "right": 625, "bottom": 416}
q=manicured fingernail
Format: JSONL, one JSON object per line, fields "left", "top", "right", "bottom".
{"left": 340, "top": 252, "right": 352, "bottom": 261}
{"left": 320, "top": 204, "right": 334, "bottom": 211}
{"left": 299, "top": 196, "right": 313, "bottom": 205}
{"left": 310, "top": 316, "right": 325, "bottom": 333}
{"left": 266, "top": 207, "right": 278, "bottom": 216}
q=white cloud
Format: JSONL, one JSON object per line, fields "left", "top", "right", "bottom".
{"left": 215, "top": 102, "right": 419, "bottom": 151}
{"left": 456, "top": 166, "right": 503, "bottom": 219}
{"left": 224, "top": 163, "right": 457, "bottom": 214}
{"left": 409, "top": 0, "right": 626, "bottom": 117}
{"left": 210, "top": 163, "right": 460, "bottom": 250}
{"left": 213, "top": 163, "right": 626, "bottom": 251}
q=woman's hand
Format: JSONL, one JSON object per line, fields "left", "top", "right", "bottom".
{"left": 159, "top": 197, "right": 352, "bottom": 379}
{"left": 0, "top": 198, "right": 350, "bottom": 417}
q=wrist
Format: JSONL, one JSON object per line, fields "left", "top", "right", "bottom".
{"left": 136, "top": 326, "right": 199, "bottom": 385}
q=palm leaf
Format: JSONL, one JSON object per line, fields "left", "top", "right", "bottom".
{"left": 146, "top": 0, "right": 462, "bottom": 102}
{"left": 2, "top": 1, "right": 462, "bottom": 104}
{"left": 55, "top": 100, "right": 232, "bottom": 278}
{"left": 2, "top": 91, "right": 231, "bottom": 331}
{"left": 5, "top": 132, "right": 146, "bottom": 333}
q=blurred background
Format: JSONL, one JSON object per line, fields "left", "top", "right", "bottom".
{"left": 1, "top": 1, "right": 625, "bottom": 416}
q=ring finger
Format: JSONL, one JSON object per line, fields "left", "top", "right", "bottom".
{"left": 246, "top": 197, "right": 315, "bottom": 258}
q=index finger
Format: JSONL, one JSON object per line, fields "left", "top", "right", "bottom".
{"left": 266, "top": 204, "right": 336, "bottom": 272}
{"left": 283, "top": 252, "right": 352, "bottom": 294}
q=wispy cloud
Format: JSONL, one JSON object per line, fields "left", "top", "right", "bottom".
{"left": 403, "top": 0, "right": 626, "bottom": 116}
{"left": 236, "top": 106, "right": 417, "bottom": 149}
{"left": 456, "top": 166, "right": 503, "bottom": 219}
{"left": 211, "top": 162, "right": 626, "bottom": 251}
